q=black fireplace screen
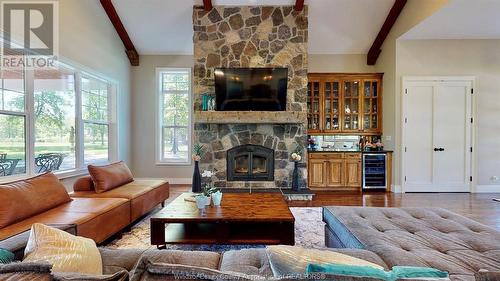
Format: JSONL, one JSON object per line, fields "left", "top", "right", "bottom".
{"left": 227, "top": 145, "right": 274, "bottom": 181}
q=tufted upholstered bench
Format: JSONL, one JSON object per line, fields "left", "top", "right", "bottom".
{"left": 323, "top": 207, "right": 500, "bottom": 281}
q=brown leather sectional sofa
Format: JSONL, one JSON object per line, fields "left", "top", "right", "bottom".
{"left": 0, "top": 172, "right": 169, "bottom": 244}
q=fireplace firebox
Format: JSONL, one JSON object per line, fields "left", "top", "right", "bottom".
{"left": 227, "top": 145, "right": 274, "bottom": 181}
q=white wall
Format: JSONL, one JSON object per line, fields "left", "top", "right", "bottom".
{"left": 130, "top": 55, "right": 193, "bottom": 182}
{"left": 58, "top": 0, "right": 131, "bottom": 165}
{"left": 309, "top": 54, "right": 375, "bottom": 73}
{"left": 397, "top": 39, "right": 500, "bottom": 191}
{"left": 374, "top": 0, "right": 449, "bottom": 189}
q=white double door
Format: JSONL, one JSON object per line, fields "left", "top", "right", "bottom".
{"left": 402, "top": 78, "right": 473, "bottom": 192}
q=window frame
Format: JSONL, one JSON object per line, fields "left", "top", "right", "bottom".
{"left": 80, "top": 73, "right": 114, "bottom": 166}
{"left": 155, "top": 67, "right": 192, "bottom": 166}
{"left": 0, "top": 60, "right": 118, "bottom": 182}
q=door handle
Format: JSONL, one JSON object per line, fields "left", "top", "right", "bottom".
{"left": 433, "top": 148, "right": 445, "bottom": 152}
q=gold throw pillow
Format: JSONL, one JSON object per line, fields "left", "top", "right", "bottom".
{"left": 23, "top": 223, "right": 103, "bottom": 275}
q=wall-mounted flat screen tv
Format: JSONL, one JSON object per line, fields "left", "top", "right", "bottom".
{"left": 214, "top": 68, "right": 288, "bottom": 111}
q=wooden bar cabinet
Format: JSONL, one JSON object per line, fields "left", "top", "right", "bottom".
{"left": 307, "top": 73, "right": 384, "bottom": 135}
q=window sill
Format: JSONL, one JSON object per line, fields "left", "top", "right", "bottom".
{"left": 0, "top": 169, "right": 89, "bottom": 184}
{"left": 55, "top": 169, "right": 89, "bottom": 180}
{"left": 155, "top": 161, "right": 193, "bottom": 166}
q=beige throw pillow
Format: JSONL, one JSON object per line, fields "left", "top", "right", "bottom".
{"left": 266, "top": 245, "right": 384, "bottom": 277}
{"left": 23, "top": 224, "right": 103, "bottom": 275}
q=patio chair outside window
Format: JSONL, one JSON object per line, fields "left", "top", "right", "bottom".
{"left": 0, "top": 159, "right": 20, "bottom": 176}
{"left": 35, "top": 153, "right": 65, "bottom": 173}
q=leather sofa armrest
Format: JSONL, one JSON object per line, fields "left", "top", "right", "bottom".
{"left": 73, "top": 176, "right": 95, "bottom": 192}
{"left": 0, "top": 224, "right": 77, "bottom": 260}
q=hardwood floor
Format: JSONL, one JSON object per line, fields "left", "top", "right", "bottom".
{"left": 169, "top": 185, "right": 500, "bottom": 231}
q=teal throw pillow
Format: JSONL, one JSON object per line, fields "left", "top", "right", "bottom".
{"left": 0, "top": 248, "right": 15, "bottom": 264}
{"left": 306, "top": 263, "right": 449, "bottom": 281}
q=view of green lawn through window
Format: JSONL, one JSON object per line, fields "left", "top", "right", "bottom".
{"left": 82, "top": 76, "right": 110, "bottom": 165}
{"left": 0, "top": 70, "right": 26, "bottom": 176}
{"left": 34, "top": 68, "right": 76, "bottom": 172}
{"left": 0, "top": 66, "right": 112, "bottom": 177}
{"left": 160, "top": 70, "right": 190, "bottom": 163}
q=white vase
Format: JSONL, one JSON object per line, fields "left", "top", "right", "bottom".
{"left": 196, "top": 196, "right": 207, "bottom": 209}
{"left": 212, "top": 191, "right": 222, "bottom": 206}
{"left": 205, "top": 195, "right": 211, "bottom": 206}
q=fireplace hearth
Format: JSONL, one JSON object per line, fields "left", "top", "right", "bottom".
{"left": 227, "top": 145, "right": 274, "bottom": 181}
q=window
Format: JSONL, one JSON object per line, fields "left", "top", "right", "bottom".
{"left": 81, "top": 76, "right": 110, "bottom": 165}
{"left": 157, "top": 68, "right": 191, "bottom": 165}
{"left": 0, "top": 61, "right": 117, "bottom": 180}
{"left": 0, "top": 69, "right": 26, "bottom": 177}
{"left": 34, "top": 68, "right": 76, "bottom": 172}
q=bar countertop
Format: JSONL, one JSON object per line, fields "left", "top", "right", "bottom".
{"left": 307, "top": 149, "right": 393, "bottom": 153}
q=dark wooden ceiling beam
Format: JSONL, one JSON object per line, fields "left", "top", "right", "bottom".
{"left": 203, "top": 0, "right": 213, "bottom": 11}
{"left": 295, "top": 0, "right": 305, "bottom": 11}
{"left": 367, "top": 0, "right": 407, "bottom": 65}
{"left": 100, "top": 0, "right": 139, "bottom": 66}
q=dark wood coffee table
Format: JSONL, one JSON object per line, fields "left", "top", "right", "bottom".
{"left": 150, "top": 193, "right": 295, "bottom": 247}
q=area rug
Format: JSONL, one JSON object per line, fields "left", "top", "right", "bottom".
{"left": 106, "top": 207, "right": 324, "bottom": 251}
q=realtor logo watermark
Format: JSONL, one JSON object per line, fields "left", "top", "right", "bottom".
{"left": 1, "top": 1, "right": 59, "bottom": 70}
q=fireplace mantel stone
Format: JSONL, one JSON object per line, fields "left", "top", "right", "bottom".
{"left": 192, "top": 5, "right": 308, "bottom": 189}
{"left": 195, "top": 111, "right": 307, "bottom": 124}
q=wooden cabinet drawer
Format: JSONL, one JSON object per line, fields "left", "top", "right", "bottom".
{"left": 345, "top": 153, "right": 361, "bottom": 159}
{"left": 309, "top": 153, "right": 343, "bottom": 159}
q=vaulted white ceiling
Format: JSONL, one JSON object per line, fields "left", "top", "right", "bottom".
{"left": 402, "top": 0, "right": 500, "bottom": 40}
{"left": 111, "top": 0, "right": 395, "bottom": 55}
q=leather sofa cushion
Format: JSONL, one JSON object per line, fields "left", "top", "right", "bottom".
{"left": 71, "top": 179, "right": 169, "bottom": 222}
{"left": 0, "top": 197, "right": 129, "bottom": 241}
{"left": 0, "top": 172, "right": 71, "bottom": 228}
{"left": 88, "top": 161, "right": 133, "bottom": 193}
{"left": 71, "top": 179, "right": 167, "bottom": 200}
{"left": 73, "top": 176, "right": 95, "bottom": 192}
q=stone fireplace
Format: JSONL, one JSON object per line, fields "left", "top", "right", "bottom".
{"left": 227, "top": 144, "right": 274, "bottom": 181}
{"left": 192, "top": 5, "right": 308, "bottom": 189}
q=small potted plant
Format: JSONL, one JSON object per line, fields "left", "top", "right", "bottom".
{"left": 195, "top": 194, "right": 207, "bottom": 210}
{"left": 202, "top": 170, "right": 214, "bottom": 205}
{"left": 211, "top": 188, "right": 223, "bottom": 206}
{"left": 195, "top": 185, "right": 211, "bottom": 210}
{"left": 202, "top": 185, "right": 213, "bottom": 206}
{"left": 202, "top": 170, "right": 214, "bottom": 185}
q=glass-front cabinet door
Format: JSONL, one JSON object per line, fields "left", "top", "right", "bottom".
{"left": 307, "top": 79, "right": 321, "bottom": 133}
{"left": 323, "top": 80, "right": 340, "bottom": 132}
{"left": 307, "top": 73, "right": 382, "bottom": 135}
{"left": 362, "top": 80, "right": 380, "bottom": 132}
{"left": 342, "top": 80, "right": 361, "bottom": 132}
